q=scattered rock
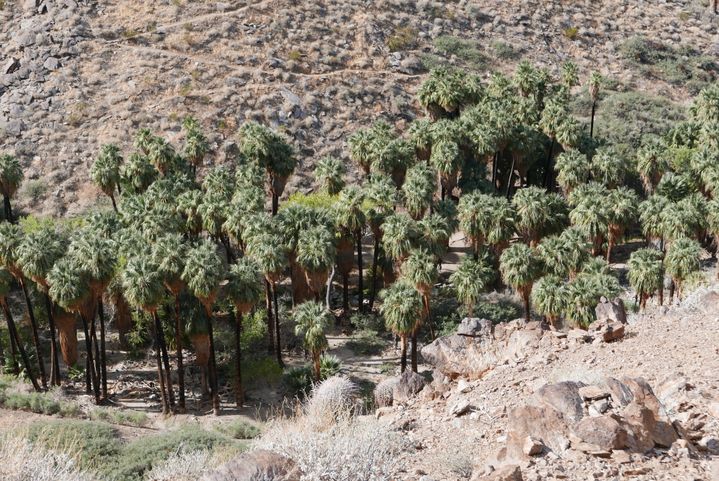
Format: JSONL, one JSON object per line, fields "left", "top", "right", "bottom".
{"left": 595, "top": 297, "right": 627, "bottom": 324}
{"left": 573, "top": 415, "right": 628, "bottom": 450}
{"left": 448, "top": 398, "right": 472, "bottom": 417}
{"left": 392, "top": 370, "right": 426, "bottom": 404}
{"left": 522, "top": 436, "right": 544, "bottom": 456}
{"left": 3, "top": 58, "right": 19, "bottom": 74}
{"left": 203, "top": 450, "right": 302, "bottom": 481}
{"left": 472, "top": 465, "right": 523, "bottom": 481}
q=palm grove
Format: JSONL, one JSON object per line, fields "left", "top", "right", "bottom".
{"left": 1, "top": 63, "right": 718, "bottom": 415}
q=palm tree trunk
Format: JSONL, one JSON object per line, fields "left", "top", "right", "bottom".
{"left": 44, "top": 293, "right": 61, "bottom": 386}
{"left": 423, "top": 295, "right": 435, "bottom": 340}
{"left": 153, "top": 311, "right": 175, "bottom": 412}
{"left": 98, "top": 298, "right": 108, "bottom": 400}
{"left": 325, "top": 266, "right": 335, "bottom": 311}
{"left": 174, "top": 296, "right": 185, "bottom": 412}
{"left": 590, "top": 101, "right": 597, "bottom": 138}
{"left": 658, "top": 283, "right": 664, "bottom": 306}
{"left": 234, "top": 311, "right": 243, "bottom": 407}
{"left": 220, "top": 235, "right": 234, "bottom": 264}
{"left": 116, "top": 183, "right": 122, "bottom": 197}
{"left": 410, "top": 332, "right": 418, "bottom": 373}
{"left": 271, "top": 193, "right": 279, "bottom": 216}
{"left": 8, "top": 321, "right": 19, "bottom": 375}
{"left": 90, "top": 314, "right": 101, "bottom": 393}
{"left": 505, "top": 156, "right": 516, "bottom": 199}
{"left": 2, "top": 301, "right": 41, "bottom": 391}
{"left": 400, "top": 335, "right": 407, "bottom": 373}
{"left": 153, "top": 327, "right": 169, "bottom": 415}
{"left": 19, "top": 279, "right": 46, "bottom": 390}
{"left": 491, "top": 152, "right": 499, "bottom": 190}
{"left": 79, "top": 313, "right": 100, "bottom": 404}
{"left": 356, "top": 232, "right": 364, "bottom": 313}
{"left": 109, "top": 193, "right": 118, "bottom": 213}
{"left": 543, "top": 138, "right": 555, "bottom": 189}
{"left": 342, "top": 272, "right": 349, "bottom": 316}
{"left": 523, "top": 291, "right": 531, "bottom": 323}
{"left": 312, "top": 351, "right": 321, "bottom": 382}
{"left": 265, "top": 280, "right": 275, "bottom": 355}
{"left": 3, "top": 195, "right": 14, "bottom": 223}
{"left": 606, "top": 238, "right": 614, "bottom": 263}
{"left": 206, "top": 312, "right": 220, "bottom": 415}
{"left": 369, "top": 238, "right": 381, "bottom": 311}
{"left": 669, "top": 280, "right": 676, "bottom": 302}
{"left": 271, "top": 282, "right": 283, "bottom": 368}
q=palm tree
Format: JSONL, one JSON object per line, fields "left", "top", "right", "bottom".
{"left": 450, "top": 254, "right": 494, "bottom": 316}
{"left": 182, "top": 240, "right": 226, "bottom": 414}
{"left": 183, "top": 116, "right": 209, "bottom": 175}
{"left": 48, "top": 257, "right": 99, "bottom": 403}
{"left": 334, "top": 187, "right": 367, "bottom": 312}
{"left": 380, "top": 280, "right": 423, "bottom": 373}
{"left": 402, "top": 248, "right": 438, "bottom": 357}
{"left": 407, "top": 119, "right": 433, "bottom": 160}
{"left": 636, "top": 143, "right": 669, "bottom": 195}
{"left": 640, "top": 194, "right": 670, "bottom": 248}
{"left": 417, "top": 67, "right": 482, "bottom": 119}
{"left": 226, "top": 258, "right": 263, "bottom": 405}
{"left": 315, "top": 156, "right": 346, "bottom": 195}
{"left": 664, "top": 237, "right": 701, "bottom": 301}
{"left": 147, "top": 137, "right": 179, "bottom": 177}
{"left": 539, "top": 97, "right": 566, "bottom": 189}
{"left": 591, "top": 147, "right": 626, "bottom": 188}
{"left": 561, "top": 62, "right": 579, "bottom": 90}
{"left": 606, "top": 187, "right": 638, "bottom": 263}
{"left": 458, "top": 192, "right": 515, "bottom": 256}
{"left": 587, "top": 72, "right": 602, "bottom": 138}
{"left": 0, "top": 266, "right": 40, "bottom": 390}
{"left": 382, "top": 212, "right": 420, "bottom": 270}
{"left": 512, "top": 186, "right": 567, "bottom": 247}
{"left": 120, "top": 153, "right": 157, "bottom": 195}
{"left": 0, "top": 223, "right": 47, "bottom": 389}
{"left": 402, "top": 163, "right": 436, "bottom": 220}
{"left": 238, "top": 122, "right": 297, "bottom": 215}
{"left": 16, "top": 227, "right": 67, "bottom": 386}
{"left": 708, "top": 198, "right": 719, "bottom": 266}
{"left": 531, "top": 275, "right": 567, "bottom": 328}
{"left": 430, "top": 141, "right": 461, "bottom": 200}
{"left": 90, "top": 145, "right": 123, "bottom": 211}
{"left": 564, "top": 270, "right": 621, "bottom": 327}
{"left": 364, "top": 173, "right": 397, "bottom": 310}
{"left": 347, "top": 128, "right": 374, "bottom": 177}
{"left": 500, "top": 243, "right": 542, "bottom": 322}
{"left": 569, "top": 184, "right": 611, "bottom": 256}
{"left": 296, "top": 225, "right": 336, "bottom": 297}
{"left": 554, "top": 150, "right": 590, "bottom": 196}
{"left": 537, "top": 228, "right": 590, "bottom": 279}
{"left": 122, "top": 255, "right": 174, "bottom": 414}
{"left": 152, "top": 234, "right": 188, "bottom": 411}
{"left": 627, "top": 248, "right": 664, "bottom": 310}
{"left": 293, "top": 301, "right": 331, "bottom": 381}
{"left": 0, "top": 154, "right": 23, "bottom": 223}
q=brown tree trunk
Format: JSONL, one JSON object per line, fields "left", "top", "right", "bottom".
{"left": 523, "top": 290, "right": 531, "bottom": 323}
{"left": 265, "top": 280, "right": 275, "bottom": 355}
{"left": 410, "top": 332, "right": 418, "bottom": 373}
{"left": 55, "top": 311, "right": 78, "bottom": 367}
{"left": 153, "top": 311, "right": 175, "bottom": 412}
{"left": 2, "top": 301, "right": 41, "bottom": 391}
{"left": 271, "top": 283, "right": 283, "bottom": 368}
{"left": 174, "top": 296, "right": 186, "bottom": 412}
{"left": 356, "top": 232, "right": 364, "bottom": 313}
{"left": 79, "top": 313, "right": 100, "bottom": 404}
{"left": 342, "top": 273, "right": 349, "bottom": 315}
{"left": 3, "top": 195, "right": 14, "bottom": 223}
{"left": 44, "top": 293, "right": 61, "bottom": 386}
{"left": 98, "top": 298, "right": 108, "bottom": 399}
{"left": 400, "top": 335, "right": 407, "bottom": 373}
{"left": 234, "top": 311, "right": 244, "bottom": 406}
{"left": 19, "top": 279, "right": 46, "bottom": 390}
{"left": 206, "top": 311, "right": 220, "bottom": 415}
{"left": 368, "top": 237, "right": 381, "bottom": 311}
{"left": 154, "top": 327, "right": 169, "bottom": 415}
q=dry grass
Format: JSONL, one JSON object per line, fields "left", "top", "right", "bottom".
{"left": 0, "top": 434, "right": 95, "bottom": 481}
{"left": 145, "top": 450, "right": 212, "bottom": 481}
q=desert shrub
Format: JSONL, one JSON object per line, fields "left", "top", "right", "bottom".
{"left": 619, "top": 36, "right": 719, "bottom": 92}
{"left": 2, "top": 391, "right": 80, "bottom": 417}
{"left": 563, "top": 26, "right": 579, "bottom": 40}
{"left": 434, "top": 35, "right": 487, "bottom": 69}
{"left": 350, "top": 312, "right": 384, "bottom": 332}
{"left": 305, "top": 376, "right": 359, "bottom": 427}
{"left": 387, "top": 27, "right": 417, "bottom": 51}
{"left": 89, "top": 407, "right": 149, "bottom": 427}
{"left": 320, "top": 354, "right": 342, "bottom": 379}
{"left": 104, "top": 427, "right": 235, "bottom": 481}
{"left": 26, "top": 420, "right": 122, "bottom": 473}
{"left": 345, "top": 328, "right": 385, "bottom": 355}
{"left": 259, "top": 416, "right": 402, "bottom": 481}
{"left": 145, "top": 450, "right": 212, "bottom": 481}
{"left": 243, "top": 356, "right": 283, "bottom": 386}
{"left": 490, "top": 41, "right": 520, "bottom": 60}
{"left": 0, "top": 434, "right": 95, "bottom": 481}
{"left": 218, "top": 419, "right": 262, "bottom": 440}
{"left": 283, "top": 355, "right": 343, "bottom": 397}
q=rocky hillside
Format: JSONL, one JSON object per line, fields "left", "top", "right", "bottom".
{"left": 1, "top": 0, "right": 718, "bottom": 217}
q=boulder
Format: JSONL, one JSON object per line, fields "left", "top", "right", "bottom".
{"left": 448, "top": 398, "right": 472, "bottom": 417}
{"left": 457, "top": 318, "right": 493, "bottom": 337}
{"left": 471, "top": 465, "right": 523, "bottom": 481}
{"left": 595, "top": 297, "right": 627, "bottom": 324}
{"left": 392, "top": 370, "right": 426, "bottom": 404}
{"left": 203, "top": 450, "right": 301, "bottom": 481}
{"left": 506, "top": 405, "right": 571, "bottom": 459}
{"left": 536, "top": 381, "right": 585, "bottom": 424}
{"left": 573, "top": 415, "right": 628, "bottom": 450}
{"left": 522, "top": 436, "right": 544, "bottom": 456}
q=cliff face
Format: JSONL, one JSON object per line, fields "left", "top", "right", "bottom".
{"left": 1, "top": 0, "right": 717, "bottom": 216}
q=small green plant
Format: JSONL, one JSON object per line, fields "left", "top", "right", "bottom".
{"left": 121, "top": 28, "right": 139, "bottom": 39}
{"left": 218, "top": 419, "right": 262, "bottom": 439}
{"left": 434, "top": 35, "right": 488, "bottom": 69}
{"left": 89, "top": 407, "right": 150, "bottom": 427}
{"left": 345, "top": 329, "right": 385, "bottom": 356}
{"left": 287, "top": 50, "right": 302, "bottom": 61}
{"left": 491, "top": 41, "right": 519, "bottom": 60}
{"left": 387, "top": 27, "right": 417, "bottom": 52}
{"left": 23, "top": 180, "right": 46, "bottom": 205}
{"left": 563, "top": 26, "right": 579, "bottom": 40}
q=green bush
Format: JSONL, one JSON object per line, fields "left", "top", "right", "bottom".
{"left": 491, "top": 41, "right": 520, "bottom": 60}
{"left": 89, "top": 407, "right": 149, "bottom": 427}
{"left": 0, "top": 386, "right": 81, "bottom": 417}
{"left": 243, "top": 355, "right": 283, "bottom": 386}
{"left": 218, "top": 419, "right": 262, "bottom": 439}
{"left": 282, "top": 355, "right": 342, "bottom": 398}
{"left": 387, "top": 27, "right": 417, "bottom": 52}
{"left": 320, "top": 354, "right": 342, "bottom": 379}
{"left": 350, "top": 312, "right": 384, "bottom": 332}
{"left": 345, "top": 329, "right": 385, "bottom": 356}
{"left": 434, "top": 35, "right": 488, "bottom": 69}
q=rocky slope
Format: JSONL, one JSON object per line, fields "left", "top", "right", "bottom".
{"left": 374, "top": 286, "right": 719, "bottom": 480}
{"left": 1, "top": 0, "right": 718, "bottom": 216}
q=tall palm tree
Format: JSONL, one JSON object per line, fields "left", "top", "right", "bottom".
{"left": 90, "top": 145, "right": 123, "bottom": 211}
{"left": 531, "top": 275, "right": 567, "bottom": 328}
{"left": 0, "top": 266, "right": 40, "bottom": 391}
{"left": 147, "top": 136, "right": 179, "bottom": 177}
{"left": 640, "top": 194, "right": 670, "bottom": 248}
{"left": 402, "top": 163, "right": 436, "bottom": 220}
{"left": 416, "top": 67, "right": 482, "bottom": 119}
{"left": 382, "top": 212, "right": 420, "bottom": 271}
{"left": 561, "top": 62, "right": 579, "bottom": 90}
{"left": 226, "top": 258, "right": 263, "bottom": 405}
{"left": 120, "top": 153, "right": 157, "bottom": 195}
{"left": 627, "top": 248, "right": 664, "bottom": 310}
{"left": 152, "top": 234, "right": 188, "bottom": 411}
{"left": 563, "top": 270, "right": 621, "bottom": 327}
{"left": 587, "top": 72, "right": 602, "bottom": 138}
{"left": 16, "top": 227, "right": 67, "bottom": 386}
{"left": 296, "top": 225, "right": 336, "bottom": 297}
{"left": 0, "top": 223, "right": 47, "bottom": 389}
{"left": 48, "top": 257, "right": 99, "bottom": 403}
{"left": 664, "top": 237, "right": 701, "bottom": 301}
{"left": 539, "top": 96, "right": 566, "bottom": 189}
{"left": 554, "top": 150, "right": 590, "bottom": 196}
{"left": 402, "top": 248, "right": 438, "bottom": 356}
{"left": 293, "top": 301, "right": 331, "bottom": 381}
{"left": 636, "top": 143, "right": 669, "bottom": 195}
{"left": 430, "top": 141, "right": 461, "bottom": 200}
{"left": 380, "top": 280, "right": 423, "bottom": 373}
{"left": 238, "top": 122, "right": 297, "bottom": 215}
{"left": 500, "top": 243, "right": 542, "bottom": 322}
{"left": 364, "top": 173, "right": 397, "bottom": 310}
{"left": 512, "top": 186, "right": 567, "bottom": 247}
{"left": 606, "top": 187, "right": 638, "bottom": 263}
{"left": 183, "top": 116, "right": 209, "bottom": 176}
{"left": 0, "top": 154, "right": 23, "bottom": 223}
{"left": 122, "top": 255, "right": 174, "bottom": 414}
{"left": 334, "top": 186, "right": 367, "bottom": 312}
{"left": 450, "top": 254, "right": 494, "bottom": 316}
{"left": 569, "top": 184, "right": 612, "bottom": 256}
{"left": 315, "top": 156, "right": 346, "bottom": 195}
{"left": 182, "top": 240, "right": 226, "bottom": 414}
